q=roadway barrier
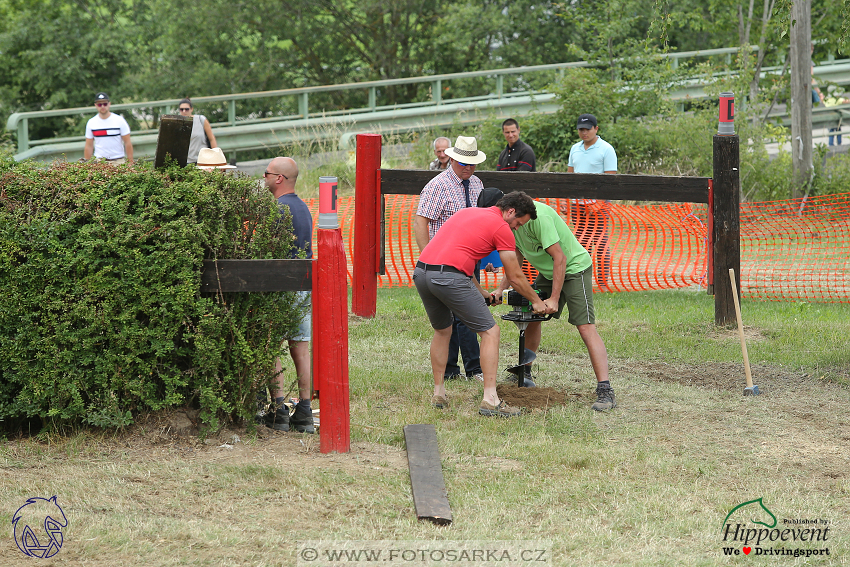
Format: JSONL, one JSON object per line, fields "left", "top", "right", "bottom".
{"left": 29, "top": 46, "right": 850, "bottom": 163}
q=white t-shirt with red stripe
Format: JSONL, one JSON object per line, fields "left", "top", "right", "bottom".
{"left": 85, "top": 113, "right": 131, "bottom": 159}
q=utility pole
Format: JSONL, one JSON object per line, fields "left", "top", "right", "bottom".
{"left": 790, "top": 0, "right": 813, "bottom": 199}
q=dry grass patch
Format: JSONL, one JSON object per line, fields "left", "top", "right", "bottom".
{"left": 2, "top": 288, "right": 848, "bottom": 566}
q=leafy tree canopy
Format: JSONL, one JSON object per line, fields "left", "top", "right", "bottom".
{"left": 0, "top": 0, "right": 847, "bottom": 137}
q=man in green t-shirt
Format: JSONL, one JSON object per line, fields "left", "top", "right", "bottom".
{"left": 494, "top": 200, "right": 616, "bottom": 411}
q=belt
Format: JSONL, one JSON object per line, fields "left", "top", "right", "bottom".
{"left": 416, "top": 261, "right": 466, "bottom": 276}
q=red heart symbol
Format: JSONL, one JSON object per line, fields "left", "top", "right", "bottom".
{"left": 743, "top": 547, "right": 751, "bottom": 555}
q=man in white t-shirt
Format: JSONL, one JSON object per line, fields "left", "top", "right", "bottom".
{"left": 84, "top": 92, "right": 133, "bottom": 164}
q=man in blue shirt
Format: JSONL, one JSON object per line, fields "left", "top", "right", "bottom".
{"left": 261, "top": 157, "right": 315, "bottom": 433}
{"left": 567, "top": 114, "right": 616, "bottom": 290}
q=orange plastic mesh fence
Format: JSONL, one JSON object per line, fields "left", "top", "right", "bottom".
{"left": 302, "top": 193, "right": 850, "bottom": 302}
{"left": 738, "top": 193, "right": 850, "bottom": 302}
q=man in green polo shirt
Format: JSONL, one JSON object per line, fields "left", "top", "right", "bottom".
{"left": 495, "top": 200, "right": 616, "bottom": 411}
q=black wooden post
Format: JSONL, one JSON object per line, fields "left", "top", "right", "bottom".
{"left": 713, "top": 92, "right": 741, "bottom": 325}
{"left": 154, "top": 114, "right": 192, "bottom": 168}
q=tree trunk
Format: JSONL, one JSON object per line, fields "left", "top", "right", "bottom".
{"left": 790, "top": 0, "right": 813, "bottom": 199}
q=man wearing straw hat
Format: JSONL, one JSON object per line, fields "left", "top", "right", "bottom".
{"left": 414, "top": 136, "right": 486, "bottom": 383}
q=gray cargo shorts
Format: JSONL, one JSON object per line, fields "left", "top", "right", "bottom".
{"left": 413, "top": 265, "right": 495, "bottom": 333}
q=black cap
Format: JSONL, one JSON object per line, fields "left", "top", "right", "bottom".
{"left": 94, "top": 92, "right": 109, "bottom": 103}
{"left": 477, "top": 187, "right": 504, "bottom": 208}
{"left": 577, "top": 114, "right": 597, "bottom": 129}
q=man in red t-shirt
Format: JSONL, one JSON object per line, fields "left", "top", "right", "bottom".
{"left": 414, "top": 191, "right": 554, "bottom": 417}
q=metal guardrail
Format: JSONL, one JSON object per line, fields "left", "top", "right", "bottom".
{"left": 11, "top": 45, "right": 850, "bottom": 163}
{"left": 10, "top": 93, "right": 560, "bottom": 162}
{"left": 7, "top": 47, "right": 760, "bottom": 160}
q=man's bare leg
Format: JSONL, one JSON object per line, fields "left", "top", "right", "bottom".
{"left": 478, "top": 325, "right": 501, "bottom": 406}
{"left": 431, "top": 326, "right": 452, "bottom": 399}
{"left": 576, "top": 324, "right": 608, "bottom": 382}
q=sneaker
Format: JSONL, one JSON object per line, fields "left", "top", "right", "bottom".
{"left": 469, "top": 373, "right": 484, "bottom": 382}
{"left": 591, "top": 384, "right": 617, "bottom": 411}
{"left": 432, "top": 395, "right": 449, "bottom": 409}
{"left": 290, "top": 404, "right": 315, "bottom": 434}
{"left": 264, "top": 403, "right": 290, "bottom": 431}
{"left": 255, "top": 392, "right": 269, "bottom": 425}
{"left": 479, "top": 400, "right": 521, "bottom": 418}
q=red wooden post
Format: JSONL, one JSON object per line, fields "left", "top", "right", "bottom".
{"left": 312, "top": 256, "right": 320, "bottom": 400}
{"left": 316, "top": 176, "right": 350, "bottom": 453}
{"left": 353, "top": 133, "right": 381, "bottom": 317}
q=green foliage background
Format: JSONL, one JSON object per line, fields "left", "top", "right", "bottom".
{"left": 0, "top": 158, "right": 303, "bottom": 431}
{"left": 405, "top": 60, "right": 850, "bottom": 202}
{"left": 1, "top": 0, "right": 846, "bottom": 141}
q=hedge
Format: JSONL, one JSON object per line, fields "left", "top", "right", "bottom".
{"left": 0, "top": 157, "right": 303, "bottom": 431}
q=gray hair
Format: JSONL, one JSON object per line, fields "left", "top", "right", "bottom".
{"left": 432, "top": 136, "right": 451, "bottom": 150}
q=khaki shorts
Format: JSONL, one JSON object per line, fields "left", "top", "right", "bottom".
{"left": 534, "top": 266, "right": 595, "bottom": 326}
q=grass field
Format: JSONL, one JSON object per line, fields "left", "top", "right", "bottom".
{"left": 1, "top": 288, "right": 848, "bottom": 566}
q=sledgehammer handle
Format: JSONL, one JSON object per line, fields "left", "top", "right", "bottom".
{"left": 729, "top": 269, "right": 754, "bottom": 389}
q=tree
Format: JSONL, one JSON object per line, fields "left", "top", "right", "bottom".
{"left": 789, "top": 0, "right": 813, "bottom": 198}
{"left": 0, "top": 0, "right": 140, "bottom": 138}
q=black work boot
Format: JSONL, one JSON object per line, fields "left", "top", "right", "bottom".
{"left": 290, "top": 403, "right": 315, "bottom": 434}
{"left": 264, "top": 401, "right": 290, "bottom": 431}
{"left": 255, "top": 392, "right": 270, "bottom": 426}
{"left": 591, "top": 383, "right": 617, "bottom": 411}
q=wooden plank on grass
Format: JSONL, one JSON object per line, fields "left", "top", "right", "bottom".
{"left": 404, "top": 424, "right": 452, "bottom": 525}
{"left": 201, "top": 259, "right": 312, "bottom": 293}
{"left": 380, "top": 169, "right": 710, "bottom": 203}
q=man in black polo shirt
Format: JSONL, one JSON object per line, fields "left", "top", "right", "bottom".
{"left": 496, "top": 118, "right": 536, "bottom": 172}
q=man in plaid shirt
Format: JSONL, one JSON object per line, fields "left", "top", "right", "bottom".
{"left": 414, "top": 136, "right": 486, "bottom": 381}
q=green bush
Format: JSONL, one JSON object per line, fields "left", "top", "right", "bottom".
{"left": 0, "top": 158, "right": 303, "bottom": 431}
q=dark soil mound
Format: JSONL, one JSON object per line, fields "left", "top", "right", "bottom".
{"left": 496, "top": 384, "right": 582, "bottom": 411}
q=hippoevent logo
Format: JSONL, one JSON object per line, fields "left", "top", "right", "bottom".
{"left": 720, "top": 498, "right": 831, "bottom": 558}
{"left": 12, "top": 496, "right": 68, "bottom": 559}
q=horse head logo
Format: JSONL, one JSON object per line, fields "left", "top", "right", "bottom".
{"left": 12, "top": 496, "right": 68, "bottom": 558}
{"left": 721, "top": 497, "right": 777, "bottom": 530}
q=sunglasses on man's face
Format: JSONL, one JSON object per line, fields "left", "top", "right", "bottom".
{"left": 96, "top": 102, "right": 109, "bottom": 107}
{"left": 456, "top": 161, "right": 473, "bottom": 167}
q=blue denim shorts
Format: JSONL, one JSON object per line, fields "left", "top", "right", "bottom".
{"left": 290, "top": 290, "right": 311, "bottom": 342}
